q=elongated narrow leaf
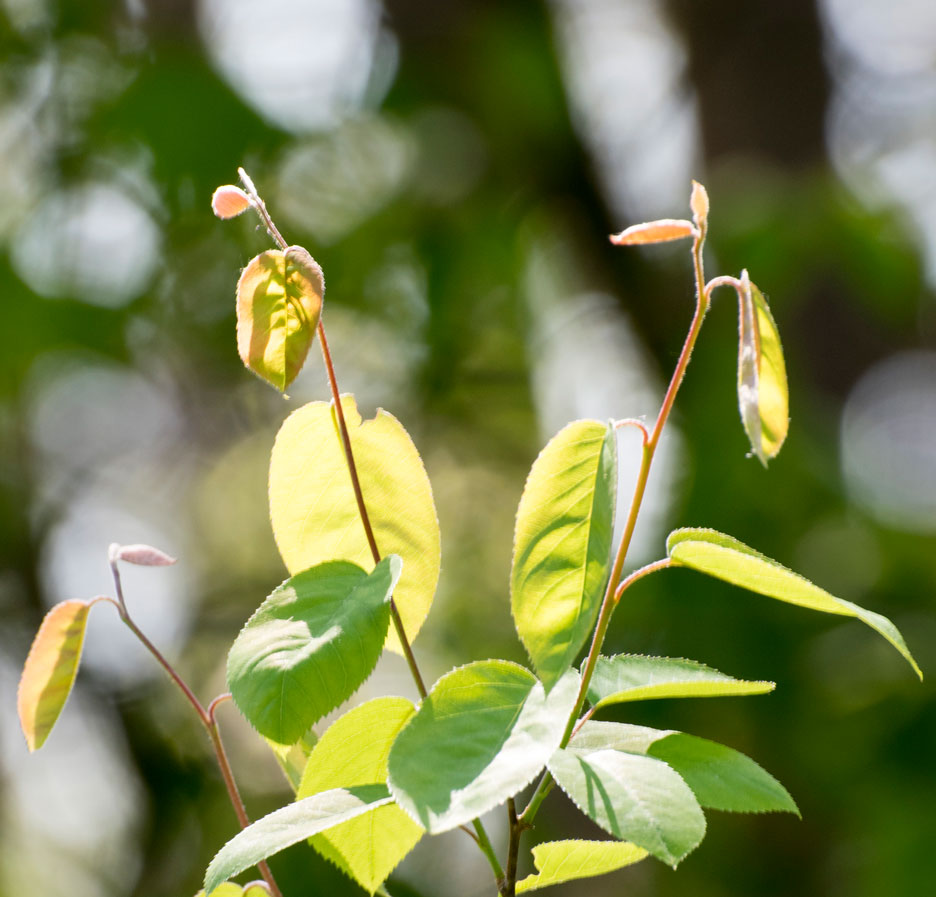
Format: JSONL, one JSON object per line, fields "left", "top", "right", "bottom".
{"left": 610, "top": 219, "right": 696, "bottom": 245}
{"left": 548, "top": 747, "right": 705, "bottom": 867}
{"left": 205, "top": 785, "right": 392, "bottom": 895}
{"left": 265, "top": 730, "right": 317, "bottom": 793}
{"left": 269, "top": 396, "right": 440, "bottom": 654}
{"left": 737, "top": 270, "right": 788, "bottom": 464}
{"left": 516, "top": 839, "right": 648, "bottom": 893}
{"left": 586, "top": 654, "right": 774, "bottom": 709}
{"left": 511, "top": 420, "right": 616, "bottom": 690}
{"left": 18, "top": 600, "right": 93, "bottom": 751}
{"left": 227, "top": 556, "right": 399, "bottom": 743}
{"left": 388, "top": 662, "right": 579, "bottom": 833}
{"left": 298, "top": 698, "right": 423, "bottom": 894}
{"left": 667, "top": 528, "right": 922, "bottom": 679}
{"left": 236, "top": 246, "right": 324, "bottom": 392}
{"left": 570, "top": 721, "right": 797, "bottom": 816}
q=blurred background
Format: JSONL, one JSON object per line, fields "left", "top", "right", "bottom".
{"left": 1, "top": 0, "right": 935, "bottom": 895}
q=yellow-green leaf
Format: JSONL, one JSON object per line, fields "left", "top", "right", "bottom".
{"left": 17, "top": 599, "right": 92, "bottom": 751}
{"left": 737, "top": 270, "right": 788, "bottom": 464}
{"left": 298, "top": 697, "right": 423, "bottom": 894}
{"left": 269, "top": 395, "right": 440, "bottom": 654}
{"left": 236, "top": 246, "right": 323, "bottom": 392}
{"left": 516, "top": 839, "right": 648, "bottom": 893}
{"left": 511, "top": 420, "right": 616, "bottom": 690}
{"left": 265, "top": 730, "right": 317, "bottom": 793}
{"left": 667, "top": 528, "right": 922, "bottom": 679}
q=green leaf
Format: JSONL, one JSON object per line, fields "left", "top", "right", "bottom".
{"left": 17, "top": 599, "right": 93, "bottom": 751}
{"left": 586, "top": 654, "right": 774, "bottom": 709}
{"left": 298, "top": 697, "right": 423, "bottom": 894}
{"left": 195, "top": 884, "right": 270, "bottom": 897}
{"left": 227, "top": 556, "right": 399, "bottom": 743}
{"left": 737, "top": 271, "right": 788, "bottom": 465}
{"left": 666, "top": 528, "right": 922, "bottom": 679}
{"left": 570, "top": 721, "right": 797, "bottom": 816}
{"left": 205, "top": 785, "right": 392, "bottom": 895}
{"left": 269, "top": 395, "right": 440, "bottom": 654}
{"left": 547, "top": 747, "right": 706, "bottom": 868}
{"left": 516, "top": 839, "right": 648, "bottom": 893}
{"left": 388, "top": 661, "right": 579, "bottom": 833}
{"left": 511, "top": 419, "right": 616, "bottom": 690}
{"left": 265, "top": 729, "right": 317, "bottom": 793}
{"left": 236, "top": 246, "right": 323, "bottom": 392}
{"left": 648, "top": 733, "right": 798, "bottom": 815}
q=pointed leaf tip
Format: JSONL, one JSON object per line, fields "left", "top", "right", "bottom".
{"left": 212, "top": 185, "right": 252, "bottom": 219}
{"left": 690, "top": 181, "right": 709, "bottom": 227}
{"left": 610, "top": 219, "right": 696, "bottom": 246}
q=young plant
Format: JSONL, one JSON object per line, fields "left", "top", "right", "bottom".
{"left": 18, "top": 177, "right": 922, "bottom": 897}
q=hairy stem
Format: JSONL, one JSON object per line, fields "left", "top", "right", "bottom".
{"left": 110, "top": 561, "right": 283, "bottom": 897}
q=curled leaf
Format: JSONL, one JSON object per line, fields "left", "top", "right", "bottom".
{"left": 610, "top": 219, "right": 696, "bottom": 246}
{"left": 18, "top": 600, "right": 93, "bottom": 750}
{"left": 212, "top": 185, "right": 252, "bottom": 219}
{"left": 737, "top": 270, "right": 788, "bottom": 465}
{"left": 236, "top": 246, "right": 324, "bottom": 392}
{"left": 690, "top": 180, "right": 709, "bottom": 228}
{"left": 109, "top": 542, "right": 177, "bottom": 566}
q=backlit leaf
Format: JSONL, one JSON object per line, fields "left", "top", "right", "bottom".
{"left": 18, "top": 599, "right": 92, "bottom": 751}
{"left": 511, "top": 420, "right": 616, "bottom": 690}
{"left": 265, "top": 729, "right": 317, "bottom": 792}
{"left": 388, "top": 662, "right": 579, "bottom": 833}
{"left": 516, "top": 839, "right": 648, "bottom": 893}
{"left": 269, "top": 395, "right": 440, "bottom": 654}
{"left": 667, "top": 528, "right": 922, "bottom": 679}
{"left": 548, "top": 747, "right": 705, "bottom": 867}
{"left": 205, "top": 785, "right": 392, "bottom": 895}
{"left": 737, "top": 270, "right": 788, "bottom": 464}
{"left": 227, "top": 556, "right": 399, "bottom": 743}
{"left": 298, "top": 697, "right": 423, "bottom": 894}
{"left": 610, "top": 219, "right": 696, "bottom": 245}
{"left": 586, "top": 654, "right": 774, "bottom": 709}
{"left": 236, "top": 246, "right": 323, "bottom": 392}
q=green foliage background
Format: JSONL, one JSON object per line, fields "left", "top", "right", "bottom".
{"left": 1, "top": 1, "right": 934, "bottom": 895}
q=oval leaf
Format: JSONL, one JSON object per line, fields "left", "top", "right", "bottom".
{"left": 547, "top": 747, "right": 706, "bottom": 868}
{"left": 298, "top": 697, "right": 423, "bottom": 895}
{"left": 516, "top": 839, "right": 648, "bottom": 893}
{"left": 511, "top": 420, "right": 616, "bottom": 690}
{"left": 570, "top": 721, "right": 797, "bottom": 816}
{"left": 227, "top": 556, "right": 400, "bottom": 743}
{"left": 205, "top": 785, "right": 392, "bottom": 895}
{"left": 737, "top": 271, "right": 788, "bottom": 465}
{"left": 269, "top": 396, "right": 440, "bottom": 654}
{"left": 667, "top": 528, "right": 922, "bottom": 679}
{"left": 236, "top": 246, "right": 324, "bottom": 392}
{"left": 388, "top": 661, "right": 579, "bottom": 834}
{"left": 18, "top": 600, "right": 92, "bottom": 751}
{"left": 110, "top": 542, "right": 177, "bottom": 566}
{"left": 610, "top": 219, "right": 696, "bottom": 245}
{"left": 586, "top": 654, "right": 774, "bottom": 709}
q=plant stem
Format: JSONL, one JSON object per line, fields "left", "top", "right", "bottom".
{"left": 473, "top": 817, "right": 506, "bottom": 892}
{"left": 503, "top": 798, "right": 521, "bottom": 897}
{"left": 109, "top": 561, "right": 283, "bottom": 897}
{"left": 520, "top": 229, "right": 710, "bottom": 830}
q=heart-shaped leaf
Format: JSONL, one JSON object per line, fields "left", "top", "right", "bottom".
{"left": 511, "top": 419, "right": 616, "bottom": 690}
{"left": 298, "top": 697, "right": 423, "bottom": 894}
{"left": 205, "top": 785, "right": 392, "bottom": 895}
{"left": 586, "top": 654, "right": 774, "bottom": 709}
{"left": 667, "top": 528, "right": 921, "bottom": 679}
{"left": 18, "top": 600, "right": 94, "bottom": 751}
{"left": 236, "top": 245, "right": 323, "bottom": 392}
{"left": 737, "top": 270, "right": 788, "bottom": 465}
{"left": 269, "top": 396, "right": 440, "bottom": 654}
{"left": 388, "top": 662, "right": 579, "bottom": 833}
{"left": 227, "top": 556, "right": 399, "bottom": 743}
{"left": 516, "top": 839, "right": 648, "bottom": 893}
{"left": 548, "top": 746, "right": 706, "bottom": 867}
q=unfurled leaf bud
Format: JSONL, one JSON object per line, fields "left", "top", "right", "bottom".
{"left": 113, "top": 543, "right": 177, "bottom": 566}
{"left": 609, "top": 219, "right": 696, "bottom": 246}
{"left": 212, "top": 185, "right": 252, "bottom": 219}
{"left": 690, "top": 180, "right": 709, "bottom": 228}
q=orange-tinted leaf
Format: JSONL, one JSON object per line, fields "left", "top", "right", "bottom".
{"left": 236, "top": 246, "right": 324, "bottom": 392}
{"left": 17, "top": 600, "right": 92, "bottom": 751}
{"left": 690, "top": 181, "right": 709, "bottom": 228}
{"left": 212, "top": 185, "right": 252, "bottom": 219}
{"left": 610, "top": 219, "right": 696, "bottom": 246}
